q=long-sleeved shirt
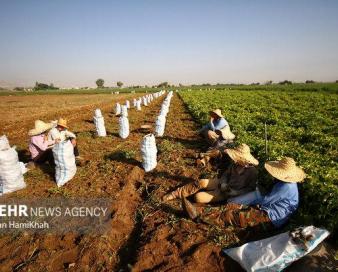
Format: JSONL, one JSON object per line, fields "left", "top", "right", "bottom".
{"left": 48, "top": 127, "right": 76, "bottom": 142}
{"left": 220, "top": 165, "right": 258, "bottom": 197}
{"left": 201, "top": 117, "right": 228, "bottom": 132}
{"left": 251, "top": 182, "right": 299, "bottom": 228}
{"left": 29, "top": 134, "right": 55, "bottom": 159}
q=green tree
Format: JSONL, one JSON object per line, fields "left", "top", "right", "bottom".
{"left": 117, "top": 81, "right": 123, "bottom": 88}
{"left": 96, "top": 78, "right": 104, "bottom": 88}
{"left": 157, "top": 82, "right": 169, "bottom": 88}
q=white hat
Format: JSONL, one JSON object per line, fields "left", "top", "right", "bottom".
{"left": 28, "top": 120, "right": 53, "bottom": 136}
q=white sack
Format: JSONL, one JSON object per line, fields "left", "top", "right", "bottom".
{"left": 119, "top": 116, "right": 129, "bottom": 139}
{"left": 94, "top": 108, "right": 103, "bottom": 118}
{"left": 224, "top": 226, "right": 330, "bottom": 272}
{"left": 0, "top": 146, "right": 26, "bottom": 195}
{"left": 126, "top": 100, "right": 130, "bottom": 109}
{"left": 53, "top": 140, "right": 77, "bottom": 187}
{"left": 143, "top": 97, "right": 148, "bottom": 106}
{"left": 0, "top": 135, "right": 10, "bottom": 151}
{"left": 141, "top": 134, "right": 157, "bottom": 172}
{"left": 155, "top": 115, "right": 166, "bottom": 137}
{"left": 136, "top": 100, "right": 142, "bottom": 111}
{"left": 94, "top": 116, "right": 107, "bottom": 137}
{"left": 115, "top": 103, "right": 121, "bottom": 115}
{"left": 121, "top": 105, "right": 128, "bottom": 117}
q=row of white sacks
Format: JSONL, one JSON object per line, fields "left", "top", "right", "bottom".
{"left": 143, "top": 91, "right": 173, "bottom": 172}
{"left": 0, "top": 91, "right": 171, "bottom": 196}
{"left": 93, "top": 90, "right": 166, "bottom": 139}
{"left": 94, "top": 91, "right": 173, "bottom": 173}
{"left": 155, "top": 91, "right": 173, "bottom": 137}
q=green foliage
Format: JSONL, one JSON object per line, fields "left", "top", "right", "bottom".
{"left": 157, "top": 82, "right": 169, "bottom": 88}
{"left": 180, "top": 89, "right": 338, "bottom": 235}
{"left": 34, "top": 81, "right": 58, "bottom": 90}
{"left": 96, "top": 78, "right": 104, "bottom": 88}
{"left": 117, "top": 81, "right": 123, "bottom": 88}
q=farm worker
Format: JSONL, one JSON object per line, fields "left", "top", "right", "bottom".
{"left": 162, "top": 144, "right": 258, "bottom": 203}
{"left": 198, "top": 109, "right": 229, "bottom": 145}
{"left": 196, "top": 125, "right": 236, "bottom": 167}
{"left": 28, "top": 120, "right": 59, "bottom": 166}
{"left": 182, "top": 157, "right": 306, "bottom": 231}
{"left": 48, "top": 118, "right": 84, "bottom": 164}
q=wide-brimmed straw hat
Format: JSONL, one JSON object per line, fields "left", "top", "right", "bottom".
{"left": 219, "top": 126, "right": 235, "bottom": 140}
{"left": 209, "top": 109, "right": 223, "bottom": 118}
{"left": 57, "top": 118, "right": 69, "bottom": 129}
{"left": 265, "top": 157, "right": 306, "bottom": 183}
{"left": 28, "top": 120, "right": 53, "bottom": 136}
{"left": 226, "top": 144, "right": 259, "bottom": 166}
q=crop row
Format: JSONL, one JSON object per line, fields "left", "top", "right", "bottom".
{"left": 179, "top": 89, "right": 337, "bottom": 235}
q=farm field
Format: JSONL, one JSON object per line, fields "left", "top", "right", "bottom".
{"left": 180, "top": 89, "right": 338, "bottom": 235}
{"left": 0, "top": 90, "right": 337, "bottom": 271}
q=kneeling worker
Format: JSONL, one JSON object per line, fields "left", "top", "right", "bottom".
{"left": 198, "top": 109, "right": 232, "bottom": 146}
{"left": 163, "top": 144, "right": 258, "bottom": 203}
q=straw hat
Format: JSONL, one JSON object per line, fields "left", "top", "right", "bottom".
{"left": 28, "top": 120, "right": 53, "bottom": 136}
{"left": 226, "top": 144, "right": 259, "bottom": 166}
{"left": 264, "top": 157, "right": 306, "bottom": 183}
{"left": 57, "top": 118, "right": 69, "bottom": 129}
{"left": 219, "top": 126, "right": 235, "bottom": 140}
{"left": 209, "top": 109, "right": 223, "bottom": 118}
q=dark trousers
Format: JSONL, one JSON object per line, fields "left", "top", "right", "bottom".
{"left": 33, "top": 149, "right": 55, "bottom": 167}
{"left": 74, "top": 145, "right": 79, "bottom": 157}
{"left": 69, "top": 138, "right": 79, "bottom": 157}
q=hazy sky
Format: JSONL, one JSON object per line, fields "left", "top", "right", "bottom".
{"left": 1, "top": 0, "right": 338, "bottom": 87}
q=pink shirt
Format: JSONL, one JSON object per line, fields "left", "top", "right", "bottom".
{"left": 29, "top": 134, "right": 55, "bottom": 159}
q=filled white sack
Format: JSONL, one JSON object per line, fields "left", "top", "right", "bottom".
{"left": 141, "top": 134, "right": 157, "bottom": 172}
{"left": 53, "top": 140, "right": 77, "bottom": 187}
{"left": 143, "top": 97, "right": 148, "bottom": 106}
{"left": 119, "top": 116, "right": 129, "bottom": 139}
{"left": 155, "top": 115, "right": 166, "bottom": 137}
{"left": 136, "top": 100, "right": 142, "bottom": 111}
{"left": 93, "top": 116, "right": 107, "bottom": 137}
{"left": 224, "top": 226, "right": 330, "bottom": 272}
{"left": 121, "top": 105, "right": 128, "bottom": 117}
{"left": 0, "top": 135, "right": 10, "bottom": 151}
{"left": 115, "top": 103, "right": 121, "bottom": 115}
{"left": 94, "top": 108, "right": 103, "bottom": 118}
{"left": 0, "top": 146, "right": 26, "bottom": 195}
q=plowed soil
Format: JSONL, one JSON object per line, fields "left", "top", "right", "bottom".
{"left": 0, "top": 93, "right": 336, "bottom": 272}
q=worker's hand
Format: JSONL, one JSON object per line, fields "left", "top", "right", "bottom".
{"left": 55, "top": 139, "right": 61, "bottom": 144}
{"left": 71, "top": 139, "right": 77, "bottom": 146}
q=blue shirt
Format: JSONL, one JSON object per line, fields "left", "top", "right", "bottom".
{"left": 203, "top": 117, "right": 228, "bottom": 131}
{"left": 252, "top": 182, "right": 299, "bottom": 228}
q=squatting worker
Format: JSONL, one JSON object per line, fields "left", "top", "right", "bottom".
{"left": 48, "top": 118, "right": 84, "bottom": 165}
{"left": 182, "top": 157, "right": 306, "bottom": 231}
{"left": 198, "top": 109, "right": 229, "bottom": 145}
{"left": 163, "top": 144, "right": 258, "bottom": 204}
{"left": 28, "top": 120, "right": 59, "bottom": 166}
